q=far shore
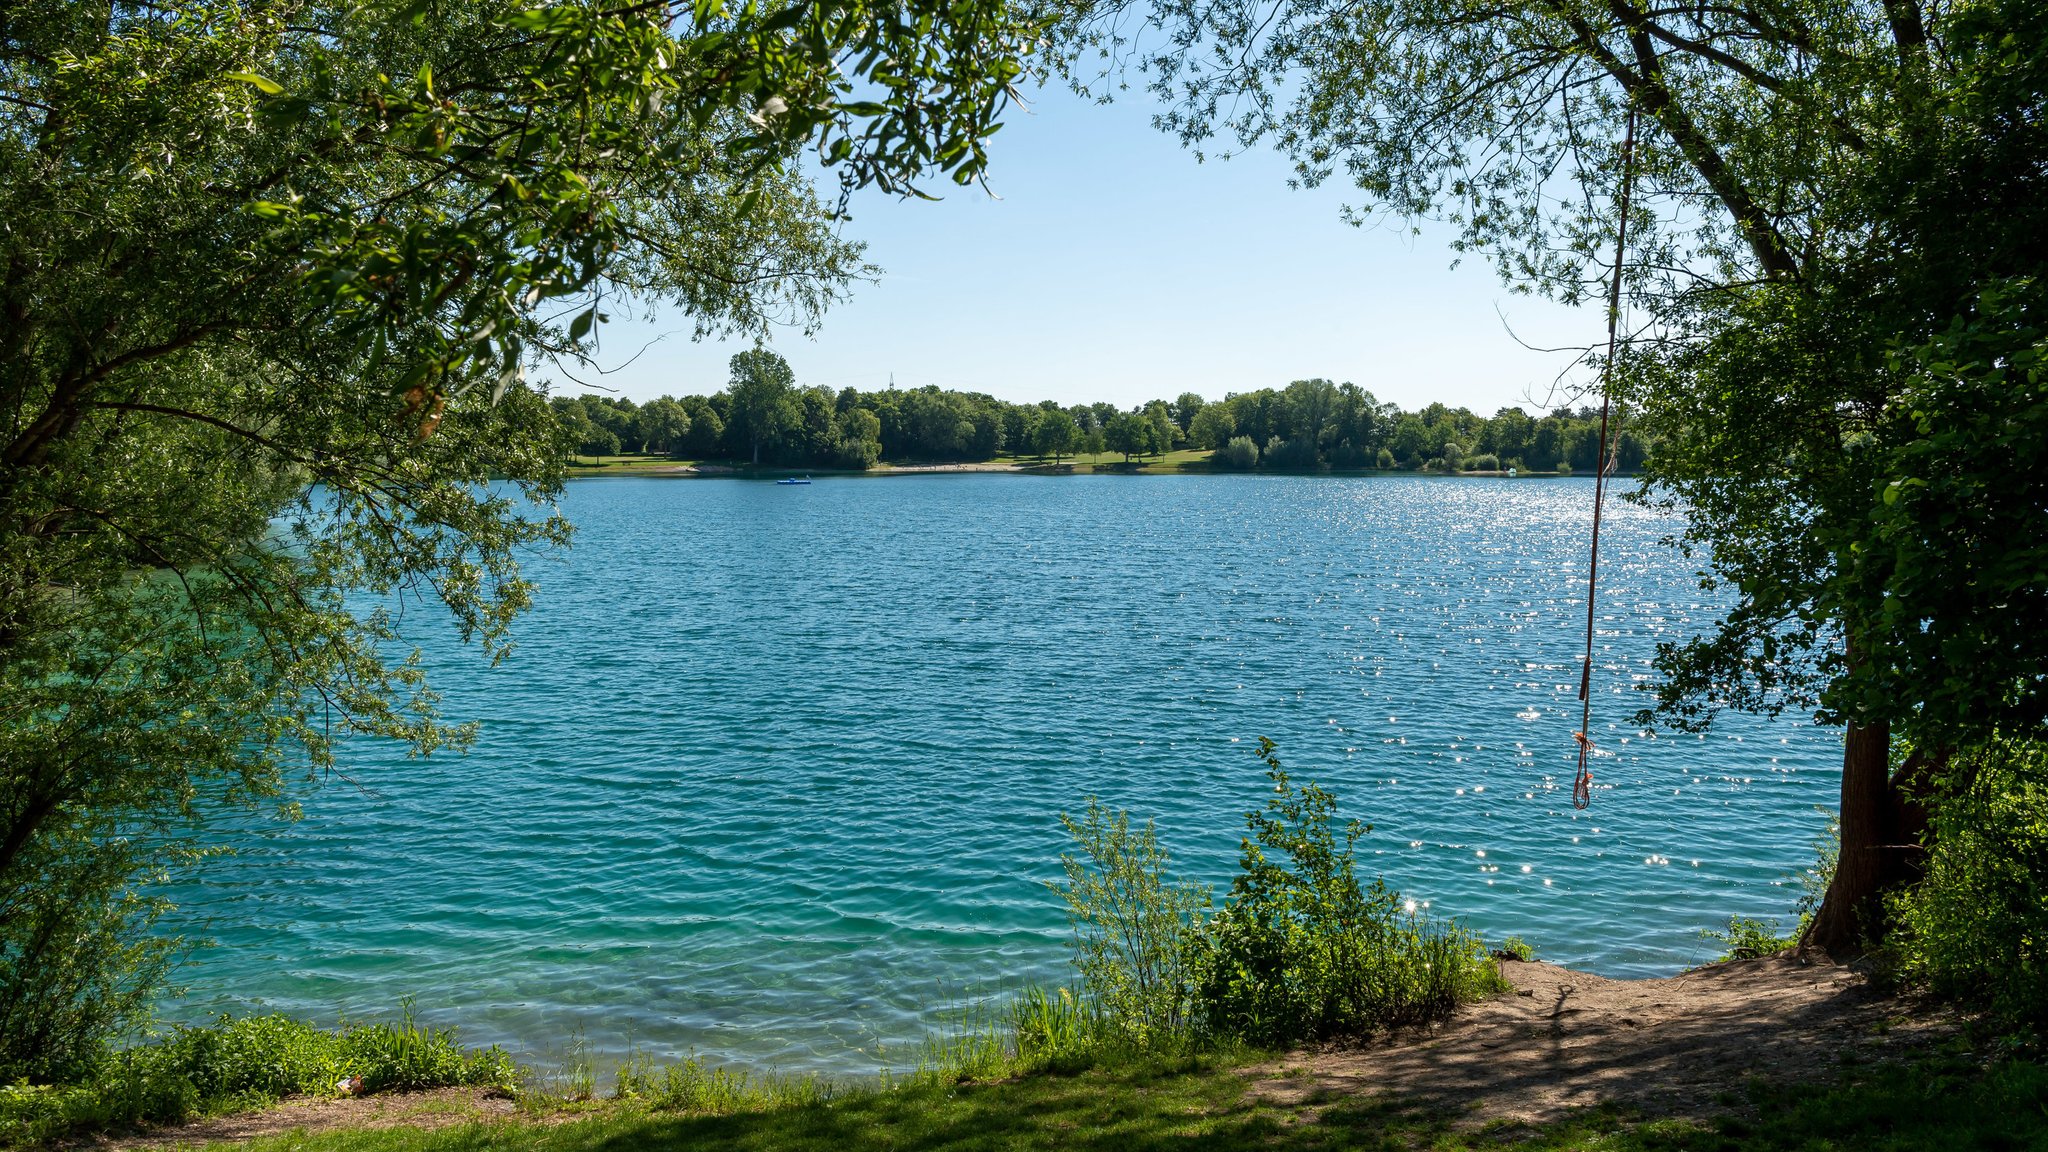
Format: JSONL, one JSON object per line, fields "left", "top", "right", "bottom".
{"left": 565, "top": 455, "right": 1616, "bottom": 480}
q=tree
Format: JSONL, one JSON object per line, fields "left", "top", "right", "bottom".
{"left": 1103, "top": 411, "right": 1147, "bottom": 462}
{"left": 1076, "top": 406, "right": 1108, "bottom": 456}
{"left": 1280, "top": 379, "right": 1338, "bottom": 460}
{"left": 834, "top": 407, "right": 884, "bottom": 469}
{"left": 1031, "top": 409, "right": 1082, "bottom": 463}
{"left": 1143, "top": 400, "right": 1177, "bottom": 457}
{"left": 1483, "top": 408, "right": 1534, "bottom": 466}
{"left": 1190, "top": 403, "right": 1237, "bottom": 450}
{"left": 1631, "top": 0, "right": 2048, "bottom": 948}
{"left": 638, "top": 398, "right": 694, "bottom": 458}
{"left": 791, "top": 387, "right": 839, "bottom": 463}
{"left": 0, "top": 0, "right": 1038, "bottom": 1076}
{"left": 682, "top": 399, "right": 727, "bottom": 459}
{"left": 726, "top": 349, "right": 798, "bottom": 465}
{"left": 1047, "top": 0, "right": 2037, "bottom": 948}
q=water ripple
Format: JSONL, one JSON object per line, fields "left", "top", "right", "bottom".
{"left": 160, "top": 475, "right": 1837, "bottom": 1074}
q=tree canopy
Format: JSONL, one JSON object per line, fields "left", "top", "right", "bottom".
{"left": 0, "top": 0, "right": 1039, "bottom": 1077}
{"left": 1047, "top": 0, "right": 2048, "bottom": 947}
{"left": 555, "top": 376, "right": 1642, "bottom": 472}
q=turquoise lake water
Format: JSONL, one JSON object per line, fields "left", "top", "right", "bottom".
{"left": 161, "top": 474, "right": 1839, "bottom": 1073}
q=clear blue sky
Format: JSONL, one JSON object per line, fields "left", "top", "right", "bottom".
{"left": 575, "top": 83, "right": 1597, "bottom": 414}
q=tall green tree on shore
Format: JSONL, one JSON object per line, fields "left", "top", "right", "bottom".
{"left": 1629, "top": 0, "right": 2048, "bottom": 948}
{"left": 0, "top": 0, "right": 1038, "bottom": 1077}
{"left": 725, "top": 349, "right": 799, "bottom": 466}
{"left": 1031, "top": 408, "right": 1083, "bottom": 463}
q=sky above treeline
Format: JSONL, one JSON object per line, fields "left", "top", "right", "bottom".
{"left": 575, "top": 81, "right": 1600, "bottom": 415}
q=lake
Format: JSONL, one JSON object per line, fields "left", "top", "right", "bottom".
{"left": 159, "top": 473, "right": 1838, "bottom": 1074}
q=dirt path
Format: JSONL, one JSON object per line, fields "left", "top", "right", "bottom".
{"left": 1251, "top": 952, "right": 1961, "bottom": 1125}
{"left": 93, "top": 954, "right": 1961, "bottom": 1147}
{"left": 82, "top": 1088, "right": 521, "bottom": 1150}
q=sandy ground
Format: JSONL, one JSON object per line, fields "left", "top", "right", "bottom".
{"left": 83, "top": 1088, "right": 522, "bottom": 1150}
{"left": 1251, "top": 951, "right": 1961, "bottom": 1126}
{"left": 91, "top": 953, "right": 1961, "bottom": 1147}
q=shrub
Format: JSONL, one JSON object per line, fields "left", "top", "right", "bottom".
{"left": 1262, "top": 436, "right": 1320, "bottom": 470}
{"left": 1050, "top": 744, "right": 1497, "bottom": 1056}
{"left": 1375, "top": 447, "right": 1396, "bottom": 469}
{"left": 1707, "top": 916, "right": 1797, "bottom": 961}
{"left": 1187, "top": 740, "right": 1497, "bottom": 1046}
{"left": 1053, "top": 801, "right": 1209, "bottom": 1044}
{"left": 0, "top": 1007, "right": 512, "bottom": 1147}
{"left": 1889, "top": 737, "right": 2048, "bottom": 1030}
{"left": 1468, "top": 453, "right": 1501, "bottom": 471}
{"left": 1215, "top": 436, "right": 1259, "bottom": 470}
{"left": 1492, "top": 936, "right": 1535, "bottom": 962}
{"left": 0, "top": 837, "right": 177, "bottom": 1083}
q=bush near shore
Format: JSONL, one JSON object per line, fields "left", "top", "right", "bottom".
{"left": 0, "top": 1008, "right": 511, "bottom": 1147}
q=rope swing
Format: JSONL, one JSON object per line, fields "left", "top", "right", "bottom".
{"left": 1572, "top": 105, "right": 1639, "bottom": 811}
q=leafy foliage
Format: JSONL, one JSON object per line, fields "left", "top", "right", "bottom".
{"left": 1889, "top": 737, "right": 2048, "bottom": 1030}
{"left": 1707, "top": 917, "right": 1797, "bottom": 962}
{"left": 0, "top": 0, "right": 1040, "bottom": 1078}
{"left": 1190, "top": 740, "right": 1498, "bottom": 1045}
{"left": 0, "top": 1007, "right": 511, "bottom": 1147}
{"left": 1215, "top": 436, "right": 1259, "bottom": 470}
{"left": 554, "top": 380, "right": 1641, "bottom": 472}
{"left": 1054, "top": 742, "right": 1498, "bottom": 1052}
{"left": 1053, "top": 801, "right": 1209, "bottom": 1045}
{"left": 1493, "top": 936, "right": 1535, "bottom": 962}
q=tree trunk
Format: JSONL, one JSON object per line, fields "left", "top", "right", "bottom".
{"left": 1804, "top": 719, "right": 1936, "bottom": 956}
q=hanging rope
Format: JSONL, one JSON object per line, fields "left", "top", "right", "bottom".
{"left": 1573, "top": 105, "right": 1639, "bottom": 811}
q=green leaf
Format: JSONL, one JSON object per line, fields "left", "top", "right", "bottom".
{"left": 224, "top": 72, "right": 284, "bottom": 95}
{"left": 569, "top": 307, "right": 596, "bottom": 342}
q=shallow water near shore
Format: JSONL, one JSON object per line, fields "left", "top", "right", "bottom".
{"left": 159, "top": 474, "right": 1838, "bottom": 1074}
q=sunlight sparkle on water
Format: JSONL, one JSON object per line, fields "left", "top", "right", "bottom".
{"left": 154, "top": 475, "right": 1841, "bottom": 1076}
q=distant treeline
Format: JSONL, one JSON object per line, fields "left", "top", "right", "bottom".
{"left": 552, "top": 349, "right": 1650, "bottom": 473}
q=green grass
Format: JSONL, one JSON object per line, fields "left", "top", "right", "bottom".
{"left": 993, "top": 449, "right": 1217, "bottom": 472}
{"left": 562, "top": 453, "right": 702, "bottom": 473}
{"left": 0, "top": 1008, "right": 512, "bottom": 1148}
{"left": 133, "top": 1047, "right": 2048, "bottom": 1152}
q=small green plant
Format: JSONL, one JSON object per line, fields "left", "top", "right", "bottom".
{"left": 1007, "top": 987, "right": 1096, "bottom": 1068}
{"left": 912, "top": 997, "right": 1010, "bottom": 1083}
{"left": 1493, "top": 936, "right": 1536, "bottom": 962}
{"left": 1188, "top": 739, "right": 1498, "bottom": 1047}
{"left": 1053, "top": 799, "right": 1210, "bottom": 1044}
{"left": 613, "top": 1053, "right": 824, "bottom": 1114}
{"left": 1707, "top": 916, "right": 1797, "bottom": 961}
{"left": 1050, "top": 742, "right": 1497, "bottom": 1054}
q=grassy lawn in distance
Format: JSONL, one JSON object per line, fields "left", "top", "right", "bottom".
{"left": 184, "top": 1049, "right": 2048, "bottom": 1152}
{"left": 991, "top": 449, "right": 1216, "bottom": 472}
{"left": 563, "top": 454, "right": 702, "bottom": 474}
{"left": 562, "top": 451, "right": 1226, "bottom": 475}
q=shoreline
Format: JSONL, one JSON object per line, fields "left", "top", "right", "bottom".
{"left": 564, "top": 461, "right": 1611, "bottom": 480}
{"left": 90, "top": 952, "right": 1972, "bottom": 1151}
